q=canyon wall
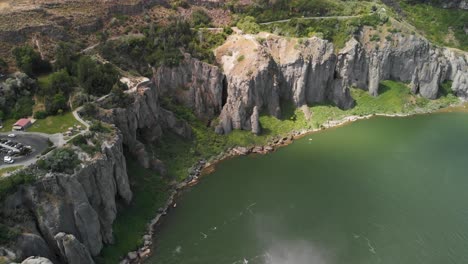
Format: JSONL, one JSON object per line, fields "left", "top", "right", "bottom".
{"left": 95, "top": 81, "right": 191, "bottom": 173}
{"left": 213, "top": 29, "right": 468, "bottom": 134}
{"left": 0, "top": 134, "right": 131, "bottom": 264}
{"left": 153, "top": 54, "right": 225, "bottom": 121}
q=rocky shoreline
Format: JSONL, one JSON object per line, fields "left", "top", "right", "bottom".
{"left": 118, "top": 102, "right": 467, "bottom": 264}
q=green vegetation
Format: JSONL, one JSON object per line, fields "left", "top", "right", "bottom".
{"left": 77, "top": 56, "right": 120, "bottom": 96}
{"left": 0, "top": 73, "right": 37, "bottom": 120}
{"left": 191, "top": 9, "right": 212, "bottom": 28}
{"left": 0, "top": 58, "right": 7, "bottom": 73}
{"left": 70, "top": 134, "right": 101, "bottom": 155}
{"left": 0, "top": 166, "right": 24, "bottom": 177}
{"left": 0, "top": 223, "right": 19, "bottom": 245}
{"left": 12, "top": 45, "right": 51, "bottom": 76}
{"left": 0, "top": 119, "right": 15, "bottom": 132}
{"left": 259, "top": 13, "right": 384, "bottom": 49}
{"left": 237, "top": 16, "right": 261, "bottom": 34}
{"left": 0, "top": 170, "right": 35, "bottom": 201}
{"left": 233, "top": 0, "right": 374, "bottom": 23}
{"left": 97, "top": 158, "right": 169, "bottom": 264}
{"left": 89, "top": 121, "right": 112, "bottom": 133}
{"left": 28, "top": 111, "right": 82, "bottom": 134}
{"left": 100, "top": 19, "right": 230, "bottom": 75}
{"left": 399, "top": 2, "right": 468, "bottom": 51}
{"left": 37, "top": 148, "right": 80, "bottom": 174}
{"left": 153, "top": 81, "right": 459, "bottom": 180}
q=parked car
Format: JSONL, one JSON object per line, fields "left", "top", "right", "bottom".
{"left": 7, "top": 134, "right": 16, "bottom": 138}
{"left": 3, "top": 156, "right": 14, "bottom": 164}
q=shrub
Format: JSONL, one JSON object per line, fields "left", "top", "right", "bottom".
{"left": 0, "top": 58, "right": 7, "bottom": 73}
{"left": 90, "top": 121, "right": 111, "bottom": 133}
{"left": 34, "top": 110, "right": 47, "bottom": 119}
{"left": 41, "top": 148, "right": 80, "bottom": 174}
{"left": 77, "top": 56, "right": 120, "bottom": 96}
{"left": 237, "top": 55, "right": 245, "bottom": 62}
{"left": 12, "top": 45, "right": 51, "bottom": 76}
{"left": 191, "top": 9, "right": 212, "bottom": 28}
{"left": 237, "top": 16, "right": 260, "bottom": 34}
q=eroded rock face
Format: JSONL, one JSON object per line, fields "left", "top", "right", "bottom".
{"left": 96, "top": 82, "right": 191, "bottom": 169}
{"left": 55, "top": 233, "right": 94, "bottom": 264}
{"left": 154, "top": 54, "right": 225, "bottom": 121}
{"left": 214, "top": 29, "right": 468, "bottom": 134}
{"left": 1, "top": 134, "right": 131, "bottom": 264}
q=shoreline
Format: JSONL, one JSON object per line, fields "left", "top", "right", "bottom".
{"left": 118, "top": 101, "right": 467, "bottom": 264}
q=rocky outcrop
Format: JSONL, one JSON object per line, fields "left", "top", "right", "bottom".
{"left": 95, "top": 82, "right": 191, "bottom": 169}
{"left": 1, "top": 134, "right": 131, "bottom": 264}
{"left": 153, "top": 54, "right": 225, "bottom": 121}
{"left": 214, "top": 29, "right": 468, "bottom": 134}
{"left": 20, "top": 256, "right": 54, "bottom": 264}
{"left": 441, "top": 0, "right": 468, "bottom": 9}
{"left": 55, "top": 233, "right": 94, "bottom": 264}
{"left": 214, "top": 33, "right": 356, "bottom": 134}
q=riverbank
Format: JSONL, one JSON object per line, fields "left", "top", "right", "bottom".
{"left": 117, "top": 99, "right": 467, "bottom": 264}
{"left": 111, "top": 81, "right": 465, "bottom": 264}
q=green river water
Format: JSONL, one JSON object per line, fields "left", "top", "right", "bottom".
{"left": 148, "top": 112, "right": 468, "bottom": 264}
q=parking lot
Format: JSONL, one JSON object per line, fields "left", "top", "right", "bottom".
{"left": 0, "top": 133, "right": 49, "bottom": 168}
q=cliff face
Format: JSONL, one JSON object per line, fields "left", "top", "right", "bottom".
{"left": 153, "top": 54, "right": 225, "bottom": 121}
{"left": 95, "top": 82, "right": 191, "bottom": 171}
{"left": 214, "top": 29, "right": 468, "bottom": 134}
{"left": 0, "top": 134, "right": 131, "bottom": 264}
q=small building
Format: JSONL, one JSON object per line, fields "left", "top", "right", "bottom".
{"left": 13, "top": 118, "right": 32, "bottom": 131}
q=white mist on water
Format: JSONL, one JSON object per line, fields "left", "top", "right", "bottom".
{"left": 253, "top": 214, "right": 333, "bottom": 264}
{"left": 263, "top": 240, "right": 329, "bottom": 264}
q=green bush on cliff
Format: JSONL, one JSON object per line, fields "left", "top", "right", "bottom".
{"left": 0, "top": 170, "right": 36, "bottom": 201}
{"left": 12, "top": 45, "right": 51, "bottom": 76}
{"left": 38, "top": 148, "right": 80, "bottom": 174}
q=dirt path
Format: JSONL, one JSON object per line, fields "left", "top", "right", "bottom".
{"left": 259, "top": 15, "right": 363, "bottom": 25}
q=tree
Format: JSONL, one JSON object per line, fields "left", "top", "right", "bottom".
{"left": 12, "top": 46, "right": 51, "bottom": 76}
{"left": 13, "top": 96, "right": 34, "bottom": 119}
{"left": 236, "top": 16, "right": 261, "bottom": 34}
{"left": 54, "top": 42, "right": 74, "bottom": 73}
{"left": 45, "top": 93, "right": 67, "bottom": 115}
{"left": 42, "top": 148, "right": 80, "bottom": 174}
{"left": 77, "top": 56, "right": 119, "bottom": 96}
{"left": 0, "top": 58, "right": 7, "bottom": 73}
{"left": 191, "top": 9, "right": 212, "bottom": 28}
{"left": 47, "top": 69, "right": 75, "bottom": 97}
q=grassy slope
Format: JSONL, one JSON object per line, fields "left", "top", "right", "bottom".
{"left": 96, "top": 157, "right": 169, "bottom": 264}
{"left": 0, "top": 166, "right": 24, "bottom": 177}
{"left": 399, "top": 2, "right": 468, "bottom": 51}
{"left": 28, "top": 112, "right": 82, "bottom": 134}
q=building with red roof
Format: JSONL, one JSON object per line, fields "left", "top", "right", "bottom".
{"left": 13, "top": 118, "right": 32, "bottom": 131}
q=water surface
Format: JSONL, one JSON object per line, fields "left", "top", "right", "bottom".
{"left": 148, "top": 113, "right": 468, "bottom": 264}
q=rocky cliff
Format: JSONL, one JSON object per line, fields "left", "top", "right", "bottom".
{"left": 153, "top": 54, "right": 226, "bottom": 121}
{"left": 0, "top": 134, "right": 131, "bottom": 264}
{"left": 213, "top": 27, "right": 468, "bottom": 134}
{"left": 95, "top": 81, "right": 191, "bottom": 173}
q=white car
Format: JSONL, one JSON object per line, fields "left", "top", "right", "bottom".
{"left": 7, "top": 133, "right": 16, "bottom": 138}
{"left": 3, "top": 156, "right": 14, "bottom": 164}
